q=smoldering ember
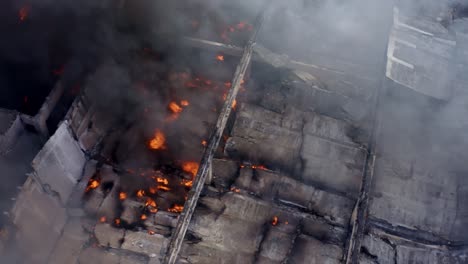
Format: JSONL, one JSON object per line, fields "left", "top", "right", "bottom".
{"left": 1, "top": 0, "right": 468, "bottom": 263}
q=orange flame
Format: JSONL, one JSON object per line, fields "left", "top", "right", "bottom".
{"left": 119, "top": 192, "right": 127, "bottom": 201}
{"left": 180, "top": 100, "right": 189, "bottom": 106}
{"left": 156, "top": 177, "right": 169, "bottom": 185}
{"left": 145, "top": 198, "right": 157, "bottom": 208}
{"left": 252, "top": 165, "right": 268, "bottom": 170}
{"left": 149, "top": 130, "right": 166, "bottom": 150}
{"left": 168, "top": 101, "right": 183, "bottom": 114}
{"left": 240, "top": 164, "right": 269, "bottom": 171}
{"left": 230, "top": 187, "right": 241, "bottom": 193}
{"left": 272, "top": 216, "right": 278, "bottom": 226}
{"left": 201, "top": 140, "right": 207, "bottom": 147}
{"left": 145, "top": 198, "right": 158, "bottom": 213}
{"left": 136, "top": 190, "right": 145, "bottom": 198}
{"left": 141, "top": 214, "right": 147, "bottom": 220}
{"left": 114, "top": 218, "right": 121, "bottom": 225}
{"left": 216, "top": 55, "right": 225, "bottom": 61}
{"left": 99, "top": 216, "right": 107, "bottom": 223}
{"left": 148, "top": 230, "right": 156, "bottom": 235}
{"left": 182, "top": 162, "right": 199, "bottom": 177}
{"left": 181, "top": 179, "right": 193, "bottom": 188}
{"left": 157, "top": 186, "right": 171, "bottom": 191}
{"left": 168, "top": 204, "right": 184, "bottom": 213}
{"left": 86, "top": 179, "right": 100, "bottom": 192}
{"left": 222, "top": 93, "right": 237, "bottom": 109}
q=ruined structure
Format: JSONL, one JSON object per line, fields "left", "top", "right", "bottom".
{"left": 1, "top": 1, "right": 468, "bottom": 263}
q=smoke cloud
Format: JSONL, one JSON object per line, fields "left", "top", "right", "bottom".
{"left": 1, "top": 0, "right": 468, "bottom": 262}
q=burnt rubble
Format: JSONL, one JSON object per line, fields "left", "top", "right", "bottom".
{"left": 1, "top": 0, "right": 468, "bottom": 264}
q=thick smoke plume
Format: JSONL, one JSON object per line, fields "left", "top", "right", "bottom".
{"left": 1, "top": 0, "right": 468, "bottom": 262}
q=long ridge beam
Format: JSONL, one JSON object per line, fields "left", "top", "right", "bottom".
{"left": 162, "top": 8, "right": 267, "bottom": 264}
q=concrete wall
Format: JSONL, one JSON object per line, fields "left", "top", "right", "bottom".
{"left": 7, "top": 121, "right": 87, "bottom": 263}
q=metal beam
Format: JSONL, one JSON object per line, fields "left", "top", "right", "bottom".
{"left": 161, "top": 9, "right": 266, "bottom": 264}
{"left": 343, "top": 58, "right": 387, "bottom": 264}
{"left": 180, "top": 36, "right": 346, "bottom": 76}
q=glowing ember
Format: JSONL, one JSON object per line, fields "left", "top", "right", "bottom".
{"left": 114, "top": 218, "right": 121, "bottom": 225}
{"left": 240, "top": 164, "right": 269, "bottom": 171}
{"left": 136, "top": 190, "right": 145, "bottom": 198}
{"left": 99, "top": 216, "right": 106, "bottom": 223}
{"left": 168, "top": 204, "right": 184, "bottom": 213}
{"left": 230, "top": 187, "right": 241, "bottom": 193}
{"left": 216, "top": 55, "right": 225, "bottom": 61}
{"left": 201, "top": 140, "right": 207, "bottom": 147}
{"left": 86, "top": 179, "right": 100, "bottom": 192}
{"left": 148, "top": 230, "right": 156, "bottom": 235}
{"left": 180, "top": 100, "right": 189, "bottom": 107}
{"left": 149, "top": 130, "right": 166, "bottom": 150}
{"left": 119, "top": 192, "right": 127, "bottom": 201}
{"left": 140, "top": 214, "right": 147, "bottom": 220}
{"left": 272, "top": 216, "right": 278, "bottom": 226}
{"left": 168, "top": 101, "right": 183, "bottom": 114}
{"left": 19, "top": 6, "right": 30, "bottom": 22}
{"left": 182, "top": 162, "right": 199, "bottom": 177}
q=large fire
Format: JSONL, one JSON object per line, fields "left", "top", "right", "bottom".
{"left": 149, "top": 130, "right": 166, "bottom": 150}
{"left": 83, "top": 55, "right": 251, "bottom": 226}
{"left": 182, "top": 161, "right": 199, "bottom": 177}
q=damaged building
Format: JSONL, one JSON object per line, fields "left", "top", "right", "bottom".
{"left": 1, "top": 0, "right": 468, "bottom": 263}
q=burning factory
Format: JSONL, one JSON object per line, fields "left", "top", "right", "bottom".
{"left": 1, "top": 0, "right": 468, "bottom": 263}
